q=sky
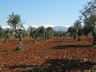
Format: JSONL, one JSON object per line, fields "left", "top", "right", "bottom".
{"left": 0, "top": 0, "right": 90, "bottom": 28}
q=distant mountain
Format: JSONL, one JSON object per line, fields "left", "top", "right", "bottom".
{"left": 1, "top": 25, "right": 68, "bottom": 31}
{"left": 53, "top": 26, "right": 68, "bottom": 31}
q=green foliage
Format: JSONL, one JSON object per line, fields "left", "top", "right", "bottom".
{"left": 45, "top": 27, "right": 54, "bottom": 40}
{"left": 82, "top": 26, "right": 90, "bottom": 37}
{"left": 31, "top": 30, "right": 38, "bottom": 39}
{"left": 4, "top": 28, "right": 11, "bottom": 38}
{"left": 53, "top": 30, "right": 67, "bottom": 39}
{"left": 57, "top": 31, "right": 66, "bottom": 38}
{"left": 28, "top": 26, "right": 36, "bottom": 37}
{"left": 29, "top": 26, "right": 58, "bottom": 41}
{"left": 80, "top": 0, "right": 96, "bottom": 32}
{"left": 80, "top": 0, "right": 96, "bottom": 45}
{"left": 68, "top": 26, "right": 76, "bottom": 39}
{"left": 29, "top": 28, "right": 38, "bottom": 43}
{"left": 37, "top": 26, "right": 45, "bottom": 38}
{"left": 0, "top": 26, "right": 4, "bottom": 39}
{"left": 7, "top": 12, "right": 21, "bottom": 28}
{"left": 74, "top": 20, "right": 82, "bottom": 41}
{"left": 3, "top": 28, "right": 13, "bottom": 43}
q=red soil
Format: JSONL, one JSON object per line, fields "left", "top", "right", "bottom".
{"left": 0, "top": 37, "right": 96, "bottom": 72}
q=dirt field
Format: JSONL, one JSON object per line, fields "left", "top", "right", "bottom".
{"left": 0, "top": 37, "right": 96, "bottom": 72}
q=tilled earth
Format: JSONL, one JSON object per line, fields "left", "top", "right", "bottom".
{"left": 0, "top": 37, "right": 96, "bottom": 72}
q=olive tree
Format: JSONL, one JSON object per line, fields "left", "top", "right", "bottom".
{"left": 4, "top": 28, "right": 12, "bottom": 43}
{"left": 0, "top": 26, "right": 4, "bottom": 39}
{"left": 37, "top": 26, "right": 45, "bottom": 39}
{"left": 7, "top": 13, "right": 24, "bottom": 50}
{"left": 80, "top": 0, "right": 96, "bottom": 45}
{"left": 53, "top": 31, "right": 59, "bottom": 38}
{"left": 74, "top": 20, "right": 82, "bottom": 41}
{"left": 45, "top": 27, "right": 54, "bottom": 40}
{"left": 28, "top": 26, "right": 36, "bottom": 37}
{"left": 68, "top": 26, "right": 76, "bottom": 39}
{"left": 82, "top": 26, "right": 90, "bottom": 37}
{"left": 29, "top": 28, "right": 38, "bottom": 43}
{"left": 57, "top": 31, "right": 66, "bottom": 38}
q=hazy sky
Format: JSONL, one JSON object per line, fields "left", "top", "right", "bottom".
{"left": 0, "top": 0, "right": 90, "bottom": 27}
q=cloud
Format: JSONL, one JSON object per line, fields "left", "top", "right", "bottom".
{"left": 23, "top": 24, "right": 69, "bottom": 29}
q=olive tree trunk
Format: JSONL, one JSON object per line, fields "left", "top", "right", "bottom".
{"left": 77, "top": 36, "right": 81, "bottom": 41}
{"left": 16, "top": 34, "right": 23, "bottom": 50}
{"left": 15, "top": 30, "right": 23, "bottom": 51}
{"left": 73, "top": 35, "right": 76, "bottom": 39}
{"left": 33, "top": 32, "right": 37, "bottom": 43}
{"left": 4, "top": 36, "right": 8, "bottom": 43}
{"left": 4, "top": 33, "right": 11, "bottom": 43}
{"left": 44, "top": 32, "right": 48, "bottom": 41}
{"left": 92, "top": 31, "right": 96, "bottom": 45}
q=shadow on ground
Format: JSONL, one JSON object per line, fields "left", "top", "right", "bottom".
{"left": 7, "top": 59, "right": 96, "bottom": 72}
{"left": 52, "top": 45, "right": 92, "bottom": 49}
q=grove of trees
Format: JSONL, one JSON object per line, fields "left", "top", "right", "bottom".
{"left": 67, "top": 0, "right": 96, "bottom": 45}
{"left": 0, "top": 0, "right": 96, "bottom": 52}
